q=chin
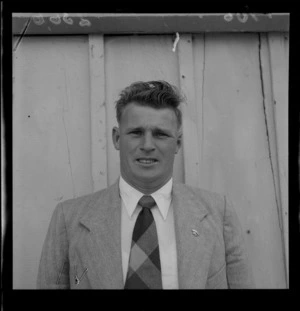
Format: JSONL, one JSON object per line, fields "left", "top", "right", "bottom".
{"left": 136, "top": 173, "right": 158, "bottom": 181}
{"left": 133, "top": 171, "right": 159, "bottom": 182}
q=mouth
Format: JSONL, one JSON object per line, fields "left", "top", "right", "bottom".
{"left": 136, "top": 158, "right": 158, "bottom": 165}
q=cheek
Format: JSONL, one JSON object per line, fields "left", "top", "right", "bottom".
{"left": 120, "top": 139, "right": 137, "bottom": 159}
{"left": 160, "top": 143, "right": 178, "bottom": 159}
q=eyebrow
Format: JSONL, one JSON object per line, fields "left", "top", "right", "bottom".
{"left": 127, "top": 126, "right": 173, "bottom": 135}
{"left": 126, "top": 127, "right": 144, "bottom": 132}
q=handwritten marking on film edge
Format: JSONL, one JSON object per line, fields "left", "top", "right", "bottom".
{"left": 79, "top": 18, "right": 91, "bottom": 27}
{"left": 33, "top": 14, "right": 45, "bottom": 25}
{"left": 34, "top": 14, "right": 90, "bottom": 27}
{"left": 224, "top": 13, "right": 260, "bottom": 23}
{"left": 63, "top": 13, "right": 74, "bottom": 25}
{"left": 250, "top": 14, "right": 258, "bottom": 21}
{"left": 32, "top": 13, "right": 92, "bottom": 28}
{"left": 49, "top": 14, "right": 61, "bottom": 25}
{"left": 224, "top": 13, "right": 234, "bottom": 22}
{"left": 236, "top": 13, "right": 248, "bottom": 23}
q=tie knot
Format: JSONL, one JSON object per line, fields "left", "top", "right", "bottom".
{"left": 138, "top": 195, "right": 156, "bottom": 209}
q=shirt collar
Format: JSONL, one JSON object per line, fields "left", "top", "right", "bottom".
{"left": 119, "top": 176, "right": 173, "bottom": 220}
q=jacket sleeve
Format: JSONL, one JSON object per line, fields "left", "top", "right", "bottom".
{"left": 223, "top": 196, "right": 255, "bottom": 289}
{"left": 37, "top": 203, "right": 70, "bottom": 289}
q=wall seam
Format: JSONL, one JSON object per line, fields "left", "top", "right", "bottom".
{"left": 258, "top": 33, "right": 282, "bottom": 232}
{"left": 201, "top": 33, "right": 206, "bottom": 161}
{"left": 62, "top": 112, "right": 76, "bottom": 198}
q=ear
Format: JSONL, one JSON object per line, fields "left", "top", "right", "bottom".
{"left": 175, "top": 130, "right": 182, "bottom": 154}
{"left": 112, "top": 126, "right": 120, "bottom": 150}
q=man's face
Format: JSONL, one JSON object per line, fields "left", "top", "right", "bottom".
{"left": 113, "top": 102, "right": 182, "bottom": 193}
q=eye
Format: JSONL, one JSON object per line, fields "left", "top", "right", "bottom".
{"left": 130, "top": 130, "right": 143, "bottom": 136}
{"left": 154, "top": 131, "right": 168, "bottom": 138}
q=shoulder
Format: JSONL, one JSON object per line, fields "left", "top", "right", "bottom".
{"left": 173, "top": 182, "right": 227, "bottom": 218}
{"left": 174, "top": 182, "right": 225, "bottom": 206}
{"left": 56, "top": 181, "right": 118, "bottom": 222}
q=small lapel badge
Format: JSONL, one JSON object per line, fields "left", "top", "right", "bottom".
{"left": 75, "top": 276, "right": 80, "bottom": 285}
{"left": 75, "top": 267, "right": 88, "bottom": 285}
{"left": 192, "top": 229, "right": 199, "bottom": 237}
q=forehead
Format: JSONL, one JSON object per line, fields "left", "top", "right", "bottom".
{"left": 120, "top": 102, "right": 178, "bottom": 129}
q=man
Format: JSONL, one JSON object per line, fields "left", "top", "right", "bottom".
{"left": 37, "top": 80, "right": 254, "bottom": 289}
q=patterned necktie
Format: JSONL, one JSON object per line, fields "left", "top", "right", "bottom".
{"left": 125, "top": 195, "right": 162, "bottom": 289}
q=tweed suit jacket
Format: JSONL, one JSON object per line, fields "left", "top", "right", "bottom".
{"left": 37, "top": 180, "right": 254, "bottom": 289}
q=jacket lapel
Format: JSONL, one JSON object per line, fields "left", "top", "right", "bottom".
{"left": 79, "top": 180, "right": 124, "bottom": 289}
{"left": 172, "top": 183, "right": 216, "bottom": 289}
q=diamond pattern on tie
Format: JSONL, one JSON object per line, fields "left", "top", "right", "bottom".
{"left": 125, "top": 195, "right": 162, "bottom": 289}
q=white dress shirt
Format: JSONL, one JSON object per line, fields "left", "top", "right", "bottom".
{"left": 119, "top": 176, "right": 179, "bottom": 289}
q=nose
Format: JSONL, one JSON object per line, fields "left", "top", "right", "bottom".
{"left": 140, "top": 132, "right": 155, "bottom": 152}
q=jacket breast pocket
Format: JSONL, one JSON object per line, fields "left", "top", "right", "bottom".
{"left": 206, "top": 264, "right": 228, "bottom": 289}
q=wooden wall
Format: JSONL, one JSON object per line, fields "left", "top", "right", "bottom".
{"left": 13, "top": 32, "right": 289, "bottom": 288}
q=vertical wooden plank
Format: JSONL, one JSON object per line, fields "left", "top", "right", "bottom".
{"left": 193, "top": 33, "right": 287, "bottom": 288}
{"left": 259, "top": 34, "right": 283, "bottom": 228}
{"left": 259, "top": 33, "right": 282, "bottom": 265}
{"left": 260, "top": 33, "right": 287, "bottom": 286}
{"left": 177, "top": 34, "right": 201, "bottom": 187}
{"left": 88, "top": 35, "right": 107, "bottom": 191}
{"left": 13, "top": 36, "right": 91, "bottom": 288}
{"left": 192, "top": 34, "right": 205, "bottom": 189}
{"left": 268, "top": 33, "right": 289, "bottom": 285}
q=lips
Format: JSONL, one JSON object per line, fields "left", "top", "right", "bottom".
{"left": 136, "top": 158, "right": 158, "bottom": 164}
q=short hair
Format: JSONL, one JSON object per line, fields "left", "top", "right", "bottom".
{"left": 115, "top": 80, "right": 184, "bottom": 128}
